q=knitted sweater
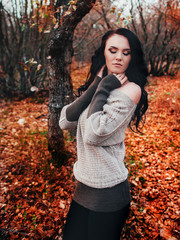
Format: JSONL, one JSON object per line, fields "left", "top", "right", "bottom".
{"left": 59, "top": 74, "right": 137, "bottom": 189}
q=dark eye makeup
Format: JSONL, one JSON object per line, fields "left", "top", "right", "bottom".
{"left": 123, "top": 51, "right": 131, "bottom": 56}
{"left": 109, "top": 49, "right": 117, "bottom": 54}
{"left": 109, "top": 48, "right": 131, "bottom": 56}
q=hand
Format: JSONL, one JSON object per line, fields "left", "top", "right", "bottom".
{"left": 113, "top": 73, "right": 128, "bottom": 85}
{"left": 97, "top": 65, "right": 106, "bottom": 78}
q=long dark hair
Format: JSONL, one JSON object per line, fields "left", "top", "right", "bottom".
{"left": 78, "top": 28, "right": 148, "bottom": 131}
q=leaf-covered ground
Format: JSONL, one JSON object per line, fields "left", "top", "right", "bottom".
{"left": 0, "top": 66, "right": 179, "bottom": 240}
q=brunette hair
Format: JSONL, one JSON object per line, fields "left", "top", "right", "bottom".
{"left": 78, "top": 28, "right": 148, "bottom": 131}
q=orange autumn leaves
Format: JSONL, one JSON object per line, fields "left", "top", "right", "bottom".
{"left": 123, "top": 73, "right": 179, "bottom": 239}
{"left": 0, "top": 66, "right": 179, "bottom": 239}
{"left": 0, "top": 97, "right": 75, "bottom": 239}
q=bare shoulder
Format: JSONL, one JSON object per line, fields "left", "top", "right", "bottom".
{"left": 118, "top": 81, "right": 142, "bottom": 105}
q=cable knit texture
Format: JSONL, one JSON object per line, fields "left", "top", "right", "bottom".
{"left": 60, "top": 84, "right": 137, "bottom": 188}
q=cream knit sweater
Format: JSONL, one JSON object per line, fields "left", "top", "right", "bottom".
{"left": 59, "top": 88, "right": 136, "bottom": 189}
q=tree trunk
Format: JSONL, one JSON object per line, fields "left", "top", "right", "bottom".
{"left": 48, "top": 0, "right": 96, "bottom": 165}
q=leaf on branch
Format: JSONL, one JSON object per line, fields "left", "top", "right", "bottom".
{"left": 69, "top": 0, "right": 76, "bottom": 5}
{"left": 54, "top": 22, "right": 59, "bottom": 29}
{"left": 110, "top": 8, "right": 116, "bottom": 13}
{"left": 21, "top": 24, "right": 25, "bottom": 31}
{"left": 31, "top": 86, "right": 39, "bottom": 92}
{"left": 37, "top": 64, "right": 42, "bottom": 71}
{"left": 30, "top": 23, "right": 37, "bottom": 28}
{"left": 64, "top": 9, "right": 72, "bottom": 16}
{"left": 29, "top": 58, "right": 38, "bottom": 64}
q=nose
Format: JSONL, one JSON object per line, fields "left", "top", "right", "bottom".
{"left": 116, "top": 51, "right": 122, "bottom": 60}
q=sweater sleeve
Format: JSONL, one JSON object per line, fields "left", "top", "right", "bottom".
{"left": 59, "top": 102, "right": 78, "bottom": 130}
{"left": 66, "top": 76, "right": 102, "bottom": 121}
{"left": 59, "top": 76, "right": 101, "bottom": 130}
{"left": 87, "top": 74, "right": 121, "bottom": 118}
{"left": 84, "top": 90, "right": 137, "bottom": 146}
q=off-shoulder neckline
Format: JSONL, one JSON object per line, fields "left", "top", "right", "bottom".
{"left": 110, "top": 88, "right": 137, "bottom": 106}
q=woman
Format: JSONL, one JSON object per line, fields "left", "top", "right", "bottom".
{"left": 59, "top": 28, "right": 148, "bottom": 240}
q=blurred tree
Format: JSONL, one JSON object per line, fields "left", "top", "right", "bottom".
{"left": 0, "top": 0, "right": 54, "bottom": 97}
{"left": 164, "top": 0, "right": 180, "bottom": 26}
{"left": 73, "top": 0, "right": 136, "bottom": 64}
{"left": 129, "top": 0, "right": 179, "bottom": 76}
{"left": 48, "top": 0, "right": 96, "bottom": 164}
{"left": 73, "top": 0, "right": 114, "bottom": 64}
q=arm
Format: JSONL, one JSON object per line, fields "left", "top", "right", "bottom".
{"left": 87, "top": 74, "right": 121, "bottom": 117}
{"left": 59, "top": 76, "right": 101, "bottom": 130}
{"left": 87, "top": 69, "right": 128, "bottom": 118}
{"left": 59, "top": 103, "right": 78, "bottom": 130}
{"left": 84, "top": 75, "right": 137, "bottom": 145}
{"left": 66, "top": 76, "right": 102, "bottom": 121}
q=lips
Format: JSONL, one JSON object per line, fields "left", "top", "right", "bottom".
{"left": 113, "top": 63, "right": 123, "bottom": 66}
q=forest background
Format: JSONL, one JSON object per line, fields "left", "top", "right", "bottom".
{"left": 0, "top": 0, "right": 179, "bottom": 239}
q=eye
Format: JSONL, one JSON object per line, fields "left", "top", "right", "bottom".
{"left": 123, "top": 51, "right": 131, "bottom": 56}
{"left": 109, "top": 48, "right": 117, "bottom": 54}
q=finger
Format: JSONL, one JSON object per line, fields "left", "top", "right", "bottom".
{"left": 114, "top": 74, "right": 127, "bottom": 85}
{"left": 114, "top": 73, "right": 124, "bottom": 80}
{"left": 117, "top": 73, "right": 125, "bottom": 80}
{"left": 121, "top": 76, "right": 128, "bottom": 84}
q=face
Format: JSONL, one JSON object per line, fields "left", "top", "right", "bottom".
{"left": 104, "top": 34, "right": 131, "bottom": 74}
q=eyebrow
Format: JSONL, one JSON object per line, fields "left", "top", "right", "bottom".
{"left": 109, "top": 46, "right": 131, "bottom": 51}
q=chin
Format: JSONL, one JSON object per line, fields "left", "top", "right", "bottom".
{"left": 112, "top": 70, "right": 124, "bottom": 74}
{"left": 108, "top": 67, "right": 123, "bottom": 74}
{"left": 108, "top": 66, "right": 125, "bottom": 75}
